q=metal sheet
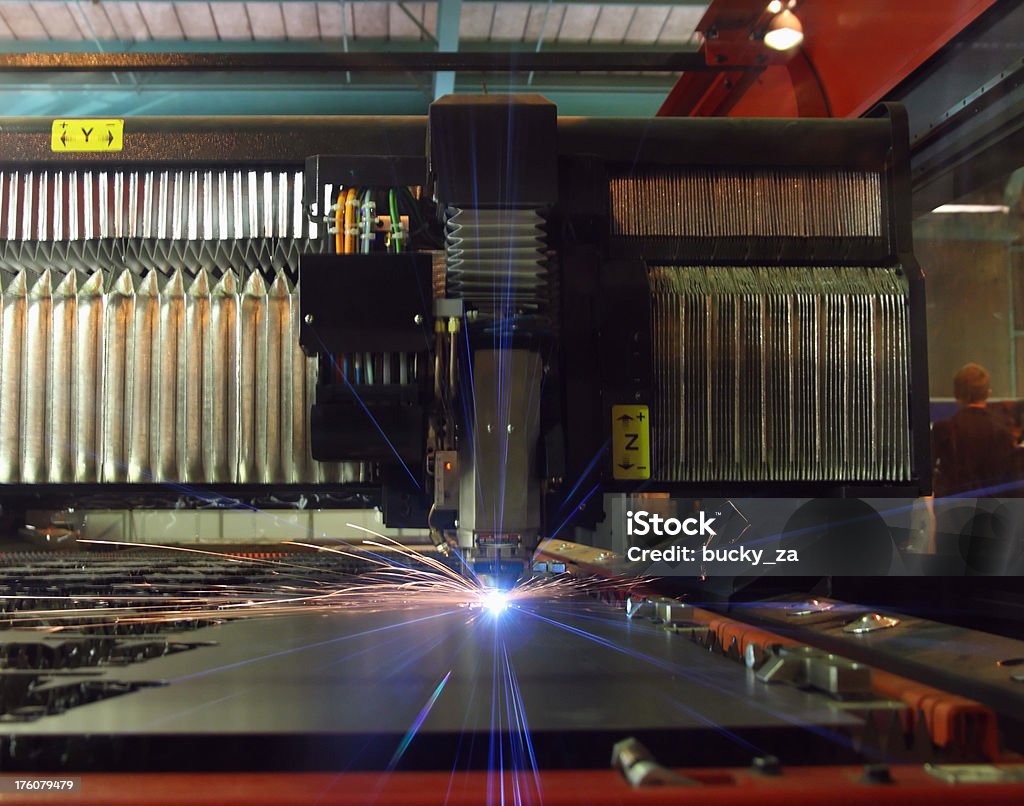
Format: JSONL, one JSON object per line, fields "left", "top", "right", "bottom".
{"left": 2, "top": 600, "right": 860, "bottom": 771}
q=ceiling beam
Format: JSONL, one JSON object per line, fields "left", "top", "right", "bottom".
{"left": 0, "top": 39, "right": 698, "bottom": 55}
{"left": 433, "top": 0, "right": 462, "bottom": 99}
{"left": 0, "top": 72, "right": 678, "bottom": 92}
{"left": 0, "top": 51, "right": 710, "bottom": 75}
{"left": 0, "top": 81, "right": 672, "bottom": 117}
{"left": 0, "top": 0, "right": 708, "bottom": 4}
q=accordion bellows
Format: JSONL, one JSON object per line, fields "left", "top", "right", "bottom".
{"left": 0, "top": 267, "right": 364, "bottom": 485}
{"left": 0, "top": 167, "right": 374, "bottom": 485}
{"left": 649, "top": 265, "right": 912, "bottom": 483}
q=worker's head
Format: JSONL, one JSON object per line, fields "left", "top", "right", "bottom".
{"left": 954, "top": 363, "right": 991, "bottom": 406}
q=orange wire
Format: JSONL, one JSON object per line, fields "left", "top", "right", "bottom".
{"left": 343, "top": 187, "right": 359, "bottom": 254}
{"left": 334, "top": 189, "right": 345, "bottom": 254}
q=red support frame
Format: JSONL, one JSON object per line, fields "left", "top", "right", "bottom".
{"left": 7, "top": 767, "right": 1023, "bottom": 805}
{"left": 658, "top": 0, "right": 999, "bottom": 118}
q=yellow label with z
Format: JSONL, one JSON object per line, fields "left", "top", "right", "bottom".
{"left": 611, "top": 405, "right": 650, "bottom": 480}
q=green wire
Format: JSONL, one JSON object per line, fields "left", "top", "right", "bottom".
{"left": 389, "top": 188, "right": 402, "bottom": 253}
{"left": 361, "top": 188, "right": 374, "bottom": 254}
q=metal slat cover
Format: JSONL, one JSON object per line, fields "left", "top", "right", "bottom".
{"left": 0, "top": 266, "right": 333, "bottom": 485}
{"left": 610, "top": 168, "right": 884, "bottom": 239}
{"left": 0, "top": 168, "right": 325, "bottom": 276}
{"left": 649, "top": 265, "right": 912, "bottom": 483}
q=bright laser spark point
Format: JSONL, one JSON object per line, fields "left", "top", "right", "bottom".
{"left": 482, "top": 589, "right": 510, "bottom": 614}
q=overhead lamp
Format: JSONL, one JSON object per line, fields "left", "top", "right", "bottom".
{"left": 761, "top": 0, "right": 798, "bottom": 51}
{"left": 932, "top": 204, "right": 1010, "bottom": 214}
{"left": 764, "top": 8, "right": 804, "bottom": 51}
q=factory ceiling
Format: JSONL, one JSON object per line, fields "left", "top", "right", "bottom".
{"left": 0, "top": 1, "right": 704, "bottom": 47}
{"left": 0, "top": 1, "right": 708, "bottom": 116}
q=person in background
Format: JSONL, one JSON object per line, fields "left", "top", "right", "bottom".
{"left": 931, "top": 363, "right": 1019, "bottom": 497}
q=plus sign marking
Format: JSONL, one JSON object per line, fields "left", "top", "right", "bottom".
{"left": 611, "top": 404, "right": 650, "bottom": 481}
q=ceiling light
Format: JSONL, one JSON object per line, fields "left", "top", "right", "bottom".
{"left": 764, "top": 9, "right": 804, "bottom": 51}
{"left": 931, "top": 204, "right": 1009, "bottom": 214}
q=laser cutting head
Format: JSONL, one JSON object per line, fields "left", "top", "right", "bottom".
{"left": 474, "top": 568, "right": 525, "bottom": 592}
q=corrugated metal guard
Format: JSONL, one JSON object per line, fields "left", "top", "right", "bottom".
{"left": 609, "top": 168, "right": 884, "bottom": 239}
{"left": 649, "top": 265, "right": 912, "bottom": 483}
{"left": 0, "top": 168, "right": 325, "bottom": 275}
{"left": 0, "top": 267, "right": 327, "bottom": 484}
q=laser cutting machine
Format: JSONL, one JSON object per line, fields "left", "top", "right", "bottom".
{"left": 1, "top": 97, "right": 1023, "bottom": 803}
{"left": 0, "top": 95, "right": 930, "bottom": 564}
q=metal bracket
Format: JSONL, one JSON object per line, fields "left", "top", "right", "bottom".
{"left": 611, "top": 737, "right": 698, "bottom": 788}
{"left": 924, "top": 763, "right": 1024, "bottom": 784}
{"left": 755, "top": 644, "right": 873, "bottom": 699}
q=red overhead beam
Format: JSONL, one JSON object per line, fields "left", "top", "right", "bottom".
{"left": 658, "top": 0, "right": 999, "bottom": 118}
{"left": 9, "top": 769, "right": 1024, "bottom": 805}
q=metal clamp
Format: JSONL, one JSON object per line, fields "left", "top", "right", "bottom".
{"left": 843, "top": 613, "right": 900, "bottom": 634}
{"left": 755, "top": 644, "right": 873, "bottom": 699}
{"left": 611, "top": 737, "right": 697, "bottom": 788}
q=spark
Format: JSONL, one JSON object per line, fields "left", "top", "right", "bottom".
{"left": 0, "top": 525, "right": 640, "bottom": 637}
{"left": 481, "top": 589, "right": 510, "bottom": 614}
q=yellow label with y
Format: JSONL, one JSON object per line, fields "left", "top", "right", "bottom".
{"left": 611, "top": 405, "right": 650, "bottom": 480}
{"left": 51, "top": 119, "right": 124, "bottom": 152}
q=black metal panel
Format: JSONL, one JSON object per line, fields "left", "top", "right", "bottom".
{"left": 0, "top": 116, "right": 428, "bottom": 167}
{"left": 299, "top": 253, "right": 433, "bottom": 355}
{"left": 429, "top": 94, "right": 558, "bottom": 208}
{"left": 310, "top": 384, "right": 425, "bottom": 468}
{"left": 0, "top": 50, "right": 717, "bottom": 75}
{"left": 598, "top": 257, "right": 652, "bottom": 408}
{"left": 555, "top": 245, "right": 604, "bottom": 528}
{"left": 557, "top": 116, "right": 894, "bottom": 170}
{"left": 380, "top": 467, "right": 430, "bottom": 529}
